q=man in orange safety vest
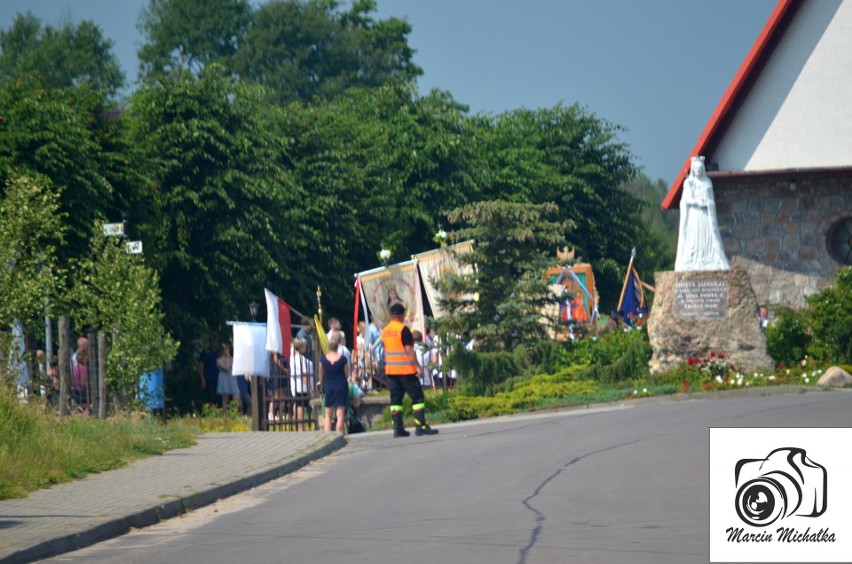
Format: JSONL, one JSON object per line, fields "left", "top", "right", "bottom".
{"left": 381, "top": 303, "right": 438, "bottom": 437}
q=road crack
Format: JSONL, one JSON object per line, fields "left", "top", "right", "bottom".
{"left": 518, "top": 438, "right": 643, "bottom": 564}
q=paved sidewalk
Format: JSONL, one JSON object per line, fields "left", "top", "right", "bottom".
{"left": 0, "top": 432, "right": 345, "bottom": 564}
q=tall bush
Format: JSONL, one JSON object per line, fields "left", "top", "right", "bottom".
{"left": 764, "top": 306, "right": 810, "bottom": 367}
{"left": 805, "top": 267, "right": 852, "bottom": 364}
{"left": 445, "top": 343, "right": 520, "bottom": 396}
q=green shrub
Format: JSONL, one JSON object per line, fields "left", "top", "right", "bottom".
{"left": 549, "top": 365, "right": 593, "bottom": 382}
{"left": 447, "top": 395, "right": 516, "bottom": 420}
{"left": 446, "top": 345, "right": 519, "bottom": 396}
{"left": 516, "top": 340, "right": 572, "bottom": 376}
{"left": 584, "top": 338, "right": 652, "bottom": 383}
{"left": 563, "top": 327, "right": 649, "bottom": 367}
{"left": 805, "top": 267, "right": 852, "bottom": 364}
{"left": 504, "top": 377, "right": 598, "bottom": 408}
{"left": 765, "top": 306, "right": 810, "bottom": 367}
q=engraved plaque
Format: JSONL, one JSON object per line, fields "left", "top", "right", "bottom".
{"left": 673, "top": 279, "right": 728, "bottom": 319}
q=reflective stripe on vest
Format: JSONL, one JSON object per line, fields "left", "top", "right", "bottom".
{"left": 381, "top": 320, "right": 417, "bottom": 376}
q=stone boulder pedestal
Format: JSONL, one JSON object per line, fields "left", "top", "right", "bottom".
{"left": 647, "top": 269, "right": 773, "bottom": 374}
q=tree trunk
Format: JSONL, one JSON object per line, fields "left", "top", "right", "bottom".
{"left": 98, "top": 331, "right": 107, "bottom": 419}
{"left": 58, "top": 316, "right": 71, "bottom": 417}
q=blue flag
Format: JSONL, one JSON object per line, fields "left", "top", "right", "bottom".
{"left": 617, "top": 265, "right": 646, "bottom": 325}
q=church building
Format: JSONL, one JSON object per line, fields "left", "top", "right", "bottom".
{"left": 662, "top": 0, "right": 852, "bottom": 308}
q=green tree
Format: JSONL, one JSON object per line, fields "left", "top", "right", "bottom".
{"left": 0, "top": 13, "right": 124, "bottom": 94}
{"left": 126, "top": 66, "right": 297, "bottom": 341}
{"left": 477, "top": 104, "right": 640, "bottom": 311}
{"left": 137, "top": 0, "right": 251, "bottom": 77}
{"left": 276, "top": 82, "right": 481, "bottom": 319}
{"left": 436, "top": 200, "right": 573, "bottom": 352}
{"left": 0, "top": 172, "right": 64, "bottom": 329}
{"left": 618, "top": 175, "right": 678, "bottom": 273}
{"left": 0, "top": 77, "right": 120, "bottom": 262}
{"left": 234, "top": 0, "right": 421, "bottom": 103}
{"left": 72, "top": 228, "right": 178, "bottom": 406}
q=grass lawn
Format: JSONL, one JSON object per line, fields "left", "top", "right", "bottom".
{"left": 0, "top": 390, "right": 199, "bottom": 500}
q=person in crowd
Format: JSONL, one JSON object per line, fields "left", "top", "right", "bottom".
{"left": 319, "top": 335, "right": 350, "bottom": 433}
{"left": 382, "top": 303, "right": 438, "bottom": 437}
{"left": 367, "top": 319, "right": 384, "bottom": 390}
{"left": 349, "top": 370, "right": 364, "bottom": 410}
{"left": 236, "top": 373, "right": 251, "bottom": 415}
{"left": 759, "top": 305, "right": 770, "bottom": 331}
{"left": 412, "top": 330, "right": 433, "bottom": 389}
{"left": 34, "top": 349, "right": 47, "bottom": 398}
{"left": 335, "top": 330, "right": 352, "bottom": 365}
{"left": 47, "top": 354, "right": 60, "bottom": 406}
{"left": 347, "top": 370, "right": 366, "bottom": 434}
{"left": 355, "top": 321, "right": 367, "bottom": 389}
{"left": 71, "top": 343, "right": 89, "bottom": 415}
{"left": 70, "top": 336, "right": 89, "bottom": 372}
{"left": 427, "top": 328, "right": 443, "bottom": 389}
{"left": 267, "top": 351, "right": 290, "bottom": 423}
{"left": 326, "top": 317, "right": 342, "bottom": 342}
{"left": 289, "top": 338, "right": 314, "bottom": 431}
{"left": 216, "top": 341, "right": 239, "bottom": 413}
{"left": 197, "top": 336, "right": 220, "bottom": 406}
{"left": 295, "top": 324, "right": 313, "bottom": 358}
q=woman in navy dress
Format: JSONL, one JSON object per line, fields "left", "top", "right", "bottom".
{"left": 320, "top": 335, "right": 350, "bottom": 432}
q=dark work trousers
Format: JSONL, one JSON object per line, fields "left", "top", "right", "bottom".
{"left": 388, "top": 374, "right": 425, "bottom": 408}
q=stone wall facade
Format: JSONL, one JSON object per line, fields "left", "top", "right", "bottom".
{"left": 711, "top": 170, "right": 852, "bottom": 308}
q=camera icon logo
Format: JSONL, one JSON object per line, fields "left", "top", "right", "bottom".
{"left": 734, "top": 447, "right": 827, "bottom": 527}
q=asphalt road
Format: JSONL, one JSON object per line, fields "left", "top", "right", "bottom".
{"left": 45, "top": 390, "right": 852, "bottom": 564}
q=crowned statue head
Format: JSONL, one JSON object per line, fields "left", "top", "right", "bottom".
{"left": 689, "top": 155, "right": 707, "bottom": 178}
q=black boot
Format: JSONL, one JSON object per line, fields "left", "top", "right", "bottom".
{"left": 392, "top": 411, "right": 410, "bottom": 437}
{"left": 413, "top": 410, "right": 438, "bottom": 436}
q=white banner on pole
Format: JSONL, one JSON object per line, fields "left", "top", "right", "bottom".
{"left": 231, "top": 322, "right": 270, "bottom": 377}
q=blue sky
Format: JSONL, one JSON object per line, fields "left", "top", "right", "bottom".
{"left": 1, "top": 0, "right": 777, "bottom": 184}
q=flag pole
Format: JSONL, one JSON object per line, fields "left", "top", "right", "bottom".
{"left": 352, "top": 277, "right": 361, "bottom": 363}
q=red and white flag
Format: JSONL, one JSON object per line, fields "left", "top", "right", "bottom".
{"left": 264, "top": 288, "right": 292, "bottom": 356}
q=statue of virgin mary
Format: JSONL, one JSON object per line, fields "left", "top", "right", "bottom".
{"left": 675, "top": 156, "right": 730, "bottom": 272}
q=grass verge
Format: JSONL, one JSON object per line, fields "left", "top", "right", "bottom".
{"left": 0, "top": 389, "right": 197, "bottom": 500}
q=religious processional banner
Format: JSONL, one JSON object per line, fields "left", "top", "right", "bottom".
{"left": 231, "top": 322, "right": 270, "bottom": 377}
{"left": 358, "top": 260, "right": 424, "bottom": 331}
{"left": 413, "top": 240, "right": 474, "bottom": 318}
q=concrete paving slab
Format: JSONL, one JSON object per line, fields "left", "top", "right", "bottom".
{"left": 0, "top": 432, "right": 344, "bottom": 564}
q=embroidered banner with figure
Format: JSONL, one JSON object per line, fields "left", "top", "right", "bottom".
{"left": 413, "top": 240, "right": 474, "bottom": 318}
{"left": 358, "top": 260, "right": 423, "bottom": 332}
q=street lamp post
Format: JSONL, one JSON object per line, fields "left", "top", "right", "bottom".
{"left": 378, "top": 244, "right": 391, "bottom": 266}
{"left": 249, "top": 300, "right": 258, "bottom": 322}
{"left": 434, "top": 225, "right": 447, "bottom": 247}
